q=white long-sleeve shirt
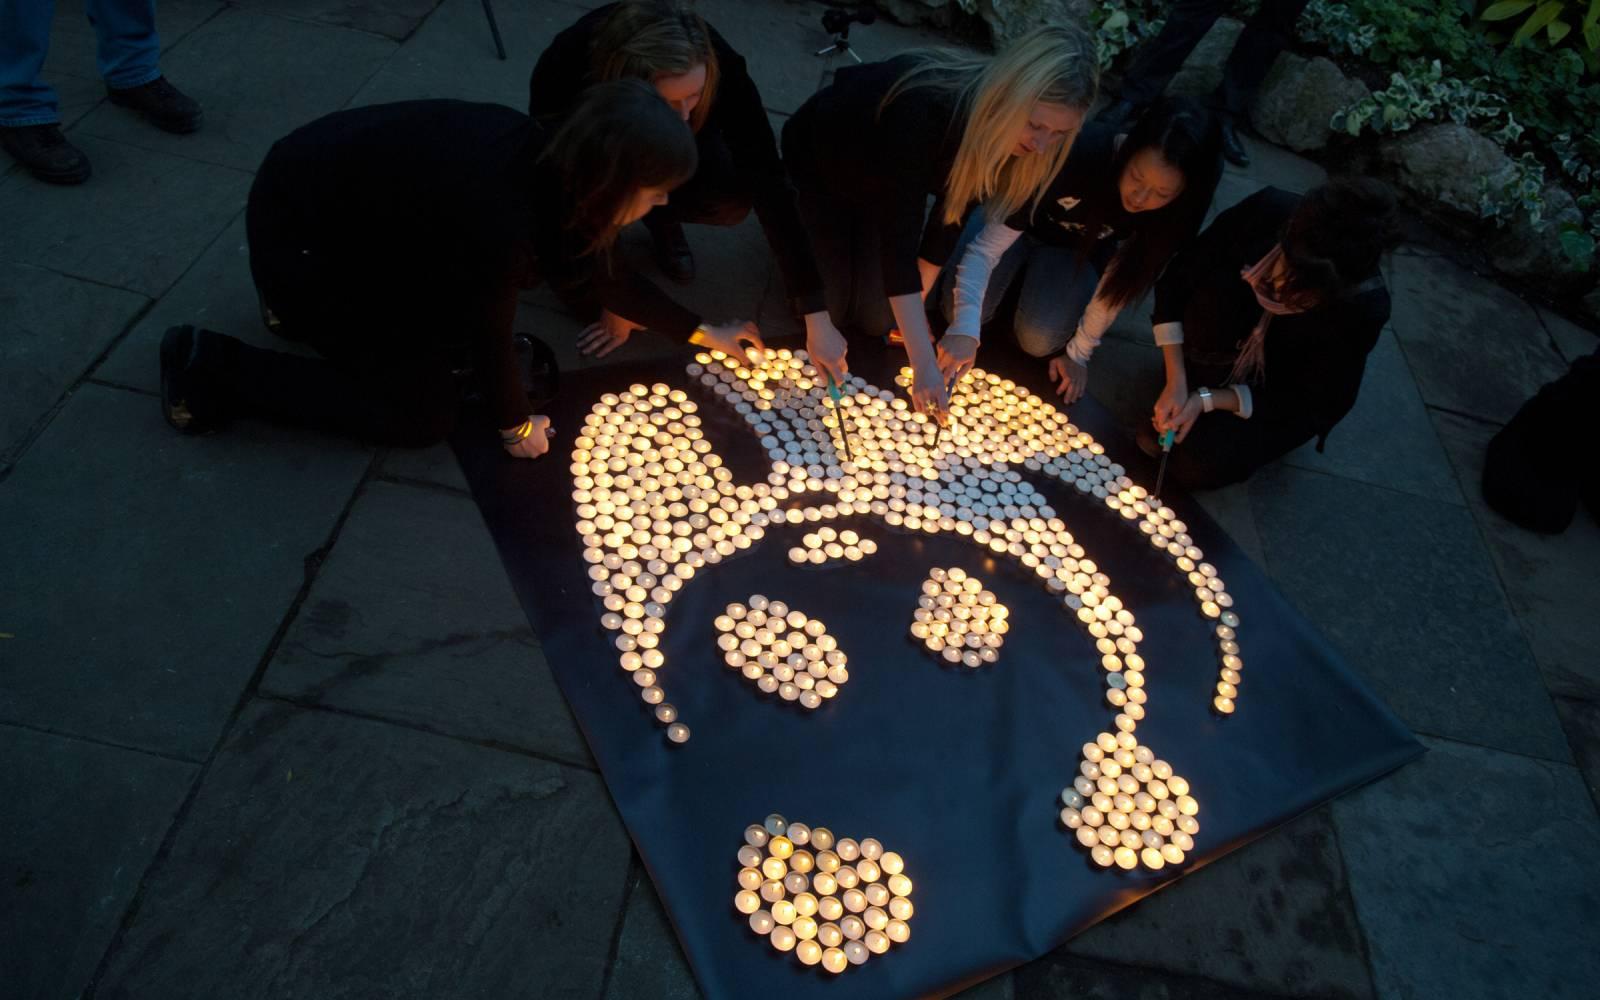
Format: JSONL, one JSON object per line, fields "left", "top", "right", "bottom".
{"left": 947, "top": 220, "right": 1121, "bottom": 365}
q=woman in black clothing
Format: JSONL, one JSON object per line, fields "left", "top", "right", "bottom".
{"left": 158, "top": 81, "right": 763, "bottom": 459}
{"left": 782, "top": 24, "right": 1099, "bottom": 418}
{"left": 937, "top": 97, "right": 1222, "bottom": 401}
{"left": 529, "top": 1, "right": 818, "bottom": 357}
{"left": 1149, "top": 179, "right": 1396, "bottom": 490}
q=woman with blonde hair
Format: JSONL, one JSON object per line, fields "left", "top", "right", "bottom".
{"left": 782, "top": 23, "right": 1098, "bottom": 417}
{"left": 530, "top": 1, "right": 818, "bottom": 358}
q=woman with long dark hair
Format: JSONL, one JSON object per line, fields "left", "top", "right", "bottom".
{"left": 158, "top": 81, "right": 761, "bottom": 458}
{"left": 936, "top": 96, "right": 1222, "bottom": 401}
{"left": 782, "top": 24, "right": 1099, "bottom": 418}
{"left": 529, "top": 1, "right": 817, "bottom": 358}
{"left": 1149, "top": 178, "right": 1396, "bottom": 489}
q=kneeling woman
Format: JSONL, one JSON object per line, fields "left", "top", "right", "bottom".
{"left": 782, "top": 24, "right": 1098, "bottom": 416}
{"left": 529, "top": 0, "right": 816, "bottom": 318}
{"left": 158, "top": 81, "right": 761, "bottom": 458}
{"left": 937, "top": 97, "right": 1222, "bottom": 402}
{"left": 1151, "top": 179, "right": 1395, "bottom": 489}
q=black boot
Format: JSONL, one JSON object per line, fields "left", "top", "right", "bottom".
{"left": 0, "top": 124, "right": 91, "bottom": 184}
{"left": 1220, "top": 119, "right": 1250, "bottom": 167}
{"left": 159, "top": 325, "right": 230, "bottom": 434}
{"left": 645, "top": 216, "right": 695, "bottom": 283}
{"left": 108, "top": 77, "right": 203, "bottom": 134}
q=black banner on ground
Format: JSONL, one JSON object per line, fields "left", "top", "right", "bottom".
{"left": 453, "top": 338, "right": 1421, "bottom": 999}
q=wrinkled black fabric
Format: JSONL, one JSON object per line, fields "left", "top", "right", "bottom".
{"left": 453, "top": 338, "right": 1421, "bottom": 1000}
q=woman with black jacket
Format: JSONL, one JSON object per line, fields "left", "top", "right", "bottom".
{"left": 157, "top": 81, "right": 762, "bottom": 458}
{"left": 782, "top": 24, "right": 1099, "bottom": 418}
{"left": 937, "top": 97, "right": 1222, "bottom": 401}
{"left": 1149, "top": 179, "right": 1396, "bottom": 490}
{"left": 529, "top": 1, "right": 817, "bottom": 357}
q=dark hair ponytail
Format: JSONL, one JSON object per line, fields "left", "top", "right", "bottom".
{"left": 1281, "top": 177, "right": 1397, "bottom": 303}
{"left": 1081, "top": 96, "right": 1222, "bottom": 309}
{"left": 540, "top": 78, "right": 698, "bottom": 256}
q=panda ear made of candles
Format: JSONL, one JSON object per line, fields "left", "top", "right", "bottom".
{"left": 570, "top": 352, "right": 1241, "bottom": 871}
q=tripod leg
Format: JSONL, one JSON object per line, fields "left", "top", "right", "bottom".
{"left": 481, "top": 0, "right": 507, "bottom": 61}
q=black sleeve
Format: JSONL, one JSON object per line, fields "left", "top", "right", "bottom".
{"left": 917, "top": 195, "right": 963, "bottom": 269}
{"left": 876, "top": 92, "right": 956, "bottom": 298}
{"left": 471, "top": 281, "right": 531, "bottom": 431}
{"left": 593, "top": 264, "right": 702, "bottom": 342}
{"left": 706, "top": 29, "right": 822, "bottom": 315}
{"left": 1153, "top": 188, "right": 1282, "bottom": 326}
{"left": 528, "top": 12, "right": 594, "bottom": 119}
{"left": 1252, "top": 292, "right": 1389, "bottom": 433}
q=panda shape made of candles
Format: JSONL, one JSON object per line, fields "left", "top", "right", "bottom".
{"left": 569, "top": 348, "right": 1239, "bottom": 873}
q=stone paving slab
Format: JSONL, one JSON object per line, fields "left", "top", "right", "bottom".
{"left": 378, "top": 442, "right": 472, "bottom": 491}
{"left": 1386, "top": 251, "right": 1567, "bottom": 425}
{"left": 0, "top": 726, "right": 196, "bottom": 1000}
{"left": 75, "top": 9, "right": 396, "bottom": 172}
{"left": 0, "top": 384, "right": 372, "bottom": 760}
{"left": 260, "top": 480, "right": 591, "bottom": 766}
{"left": 227, "top": 0, "right": 443, "bottom": 42}
{"left": 1282, "top": 328, "right": 1463, "bottom": 505}
{"left": 1062, "top": 805, "right": 1373, "bottom": 999}
{"left": 93, "top": 698, "right": 631, "bottom": 1000}
{"left": 93, "top": 213, "right": 323, "bottom": 393}
{"left": 1248, "top": 463, "right": 1571, "bottom": 762}
{"left": 349, "top": 0, "right": 589, "bottom": 109}
{"left": 1430, "top": 410, "right": 1600, "bottom": 806}
{"left": 0, "top": 261, "right": 148, "bottom": 462}
{"left": 0, "top": 135, "right": 251, "bottom": 297}
{"left": 1538, "top": 305, "right": 1598, "bottom": 365}
{"left": 1333, "top": 737, "right": 1600, "bottom": 1000}
{"left": 1014, "top": 951, "right": 1293, "bottom": 999}
{"left": 696, "top": 0, "right": 955, "bottom": 117}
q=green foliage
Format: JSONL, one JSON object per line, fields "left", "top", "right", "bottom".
{"left": 1480, "top": 1, "right": 1600, "bottom": 74}
{"left": 1086, "top": 1, "right": 1167, "bottom": 69}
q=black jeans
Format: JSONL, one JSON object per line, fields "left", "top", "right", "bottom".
{"left": 227, "top": 179, "right": 462, "bottom": 447}
{"left": 1160, "top": 356, "right": 1314, "bottom": 491}
{"left": 1118, "top": 0, "right": 1312, "bottom": 117}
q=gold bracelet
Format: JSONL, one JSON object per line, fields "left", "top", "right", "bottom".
{"left": 500, "top": 418, "right": 533, "bottom": 445}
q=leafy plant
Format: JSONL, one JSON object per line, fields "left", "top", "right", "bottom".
{"left": 1480, "top": 1, "right": 1600, "bottom": 73}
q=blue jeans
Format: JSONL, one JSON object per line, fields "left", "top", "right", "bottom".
{"left": 0, "top": 0, "right": 161, "bottom": 126}
{"left": 940, "top": 215, "right": 1101, "bottom": 358}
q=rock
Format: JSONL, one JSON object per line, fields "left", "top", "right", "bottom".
{"left": 1585, "top": 287, "right": 1600, "bottom": 325}
{"left": 1379, "top": 123, "right": 1518, "bottom": 221}
{"left": 863, "top": 0, "right": 1090, "bottom": 48}
{"left": 1165, "top": 17, "right": 1243, "bottom": 98}
{"left": 1490, "top": 184, "right": 1589, "bottom": 288}
{"left": 1251, "top": 53, "right": 1370, "bottom": 153}
{"left": 973, "top": 0, "right": 1088, "bottom": 48}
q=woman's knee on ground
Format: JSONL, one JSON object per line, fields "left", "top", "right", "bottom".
{"left": 1012, "top": 314, "right": 1070, "bottom": 358}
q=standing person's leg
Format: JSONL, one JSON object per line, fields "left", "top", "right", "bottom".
{"left": 89, "top": 0, "right": 201, "bottom": 133}
{"left": 1010, "top": 242, "right": 1098, "bottom": 358}
{"left": 0, "top": 0, "right": 94, "bottom": 183}
{"left": 1107, "top": 0, "right": 1225, "bottom": 116}
{"left": 1212, "top": 0, "right": 1310, "bottom": 164}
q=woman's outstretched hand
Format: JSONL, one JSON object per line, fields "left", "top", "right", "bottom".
{"left": 805, "top": 311, "right": 849, "bottom": 385}
{"left": 936, "top": 333, "right": 979, "bottom": 384}
{"left": 1047, "top": 354, "right": 1088, "bottom": 404}
{"left": 502, "top": 415, "right": 553, "bottom": 459}
{"left": 699, "top": 320, "right": 765, "bottom": 365}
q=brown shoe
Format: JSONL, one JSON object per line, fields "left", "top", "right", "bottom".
{"left": 0, "top": 124, "right": 91, "bottom": 184}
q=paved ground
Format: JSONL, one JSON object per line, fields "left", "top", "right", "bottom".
{"left": 3, "top": 2, "right": 1598, "bottom": 998}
